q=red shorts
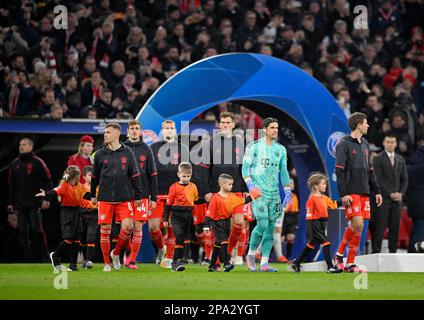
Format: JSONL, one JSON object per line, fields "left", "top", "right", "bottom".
{"left": 98, "top": 201, "right": 133, "bottom": 225}
{"left": 232, "top": 193, "right": 253, "bottom": 221}
{"left": 345, "top": 194, "right": 370, "bottom": 220}
{"left": 244, "top": 203, "right": 254, "bottom": 222}
{"left": 134, "top": 199, "right": 149, "bottom": 222}
{"left": 115, "top": 199, "right": 149, "bottom": 223}
{"left": 149, "top": 196, "right": 167, "bottom": 220}
{"left": 193, "top": 203, "right": 208, "bottom": 225}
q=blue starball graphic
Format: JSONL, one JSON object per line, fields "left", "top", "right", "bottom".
{"left": 135, "top": 53, "right": 350, "bottom": 261}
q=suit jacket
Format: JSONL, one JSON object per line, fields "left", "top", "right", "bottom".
{"left": 373, "top": 151, "right": 408, "bottom": 201}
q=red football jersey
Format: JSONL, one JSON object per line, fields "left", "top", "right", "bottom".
{"left": 53, "top": 182, "right": 86, "bottom": 207}
{"left": 80, "top": 184, "right": 97, "bottom": 209}
{"left": 206, "top": 193, "right": 246, "bottom": 220}
{"left": 67, "top": 154, "right": 93, "bottom": 183}
{"left": 166, "top": 182, "right": 199, "bottom": 208}
{"left": 305, "top": 194, "right": 338, "bottom": 220}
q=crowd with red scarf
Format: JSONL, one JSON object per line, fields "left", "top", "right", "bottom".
{"left": 1, "top": 1, "right": 424, "bottom": 153}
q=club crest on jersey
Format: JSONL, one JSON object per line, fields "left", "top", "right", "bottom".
{"left": 306, "top": 207, "right": 311, "bottom": 218}
{"left": 120, "top": 156, "right": 128, "bottom": 170}
{"left": 354, "top": 206, "right": 360, "bottom": 213}
{"left": 26, "top": 163, "right": 33, "bottom": 175}
{"left": 139, "top": 154, "right": 146, "bottom": 162}
{"left": 327, "top": 131, "right": 345, "bottom": 158}
{"left": 275, "top": 151, "right": 280, "bottom": 158}
{"left": 100, "top": 214, "right": 105, "bottom": 220}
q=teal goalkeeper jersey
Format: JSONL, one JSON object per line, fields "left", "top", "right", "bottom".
{"left": 242, "top": 138, "right": 290, "bottom": 199}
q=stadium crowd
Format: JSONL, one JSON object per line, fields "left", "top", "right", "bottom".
{"left": 2, "top": 0, "right": 424, "bottom": 264}
{"left": 0, "top": 0, "right": 423, "bottom": 153}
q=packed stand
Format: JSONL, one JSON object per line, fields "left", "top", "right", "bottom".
{"left": 0, "top": 0, "right": 423, "bottom": 153}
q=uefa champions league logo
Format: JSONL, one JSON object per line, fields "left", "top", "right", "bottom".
{"left": 327, "top": 131, "right": 345, "bottom": 158}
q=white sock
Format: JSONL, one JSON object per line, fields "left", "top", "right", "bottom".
{"left": 273, "top": 233, "right": 282, "bottom": 258}
{"left": 248, "top": 249, "right": 256, "bottom": 256}
{"left": 260, "top": 257, "right": 269, "bottom": 265}
{"left": 256, "top": 243, "right": 262, "bottom": 254}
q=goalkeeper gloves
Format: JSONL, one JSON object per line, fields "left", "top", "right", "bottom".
{"left": 282, "top": 187, "right": 292, "bottom": 208}
{"left": 246, "top": 179, "right": 262, "bottom": 200}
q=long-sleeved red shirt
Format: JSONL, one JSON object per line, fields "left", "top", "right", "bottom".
{"left": 305, "top": 194, "right": 338, "bottom": 220}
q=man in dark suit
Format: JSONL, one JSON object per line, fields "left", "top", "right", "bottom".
{"left": 371, "top": 134, "right": 408, "bottom": 253}
{"left": 406, "top": 141, "right": 424, "bottom": 252}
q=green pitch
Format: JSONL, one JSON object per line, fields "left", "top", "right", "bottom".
{"left": 0, "top": 264, "right": 423, "bottom": 300}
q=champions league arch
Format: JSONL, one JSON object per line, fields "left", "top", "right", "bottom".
{"left": 136, "top": 53, "right": 356, "bottom": 262}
